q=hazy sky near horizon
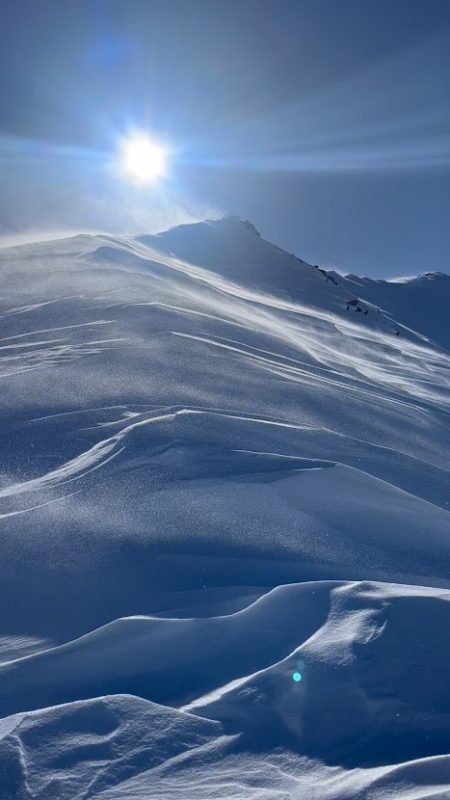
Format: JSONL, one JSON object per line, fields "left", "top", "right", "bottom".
{"left": 1, "top": 0, "right": 449, "bottom": 277}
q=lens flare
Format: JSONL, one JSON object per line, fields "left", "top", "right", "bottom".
{"left": 292, "top": 671, "right": 302, "bottom": 682}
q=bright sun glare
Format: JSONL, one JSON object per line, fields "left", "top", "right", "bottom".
{"left": 120, "top": 133, "right": 168, "bottom": 183}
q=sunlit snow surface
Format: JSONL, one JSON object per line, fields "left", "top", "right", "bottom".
{"left": 0, "top": 216, "right": 449, "bottom": 798}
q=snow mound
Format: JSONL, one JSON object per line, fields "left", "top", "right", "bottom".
{"left": 186, "top": 581, "right": 450, "bottom": 767}
{"left": 0, "top": 694, "right": 226, "bottom": 800}
{"left": 0, "top": 581, "right": 336, "bottom": 716}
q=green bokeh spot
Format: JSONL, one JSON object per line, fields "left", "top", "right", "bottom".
{"left": 292, "top": 671, "right": 302, "bottom": 682}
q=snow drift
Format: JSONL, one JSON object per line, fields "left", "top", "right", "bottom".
{"left": 0, "top": 215, "right": 449, "bottom": 798}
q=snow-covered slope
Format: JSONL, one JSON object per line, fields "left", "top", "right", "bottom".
{"left": 0, "top": 216, "right": 449, "bottom": 798}
{"left": 335, "top": 269, "right": 450, "bottom": 351}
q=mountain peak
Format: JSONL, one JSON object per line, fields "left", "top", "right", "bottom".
{"left": 420, "top": 271, "right": 448, "bottom": 281}
{"left": 220, "top": 214, "right": 262, "bottom": 237}
{"left": 157, "top": 214, "right": 262, "bottom": 240}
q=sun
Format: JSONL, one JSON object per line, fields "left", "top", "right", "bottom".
{"left": 120, "top": 133, "right": 168, "bottom": 183}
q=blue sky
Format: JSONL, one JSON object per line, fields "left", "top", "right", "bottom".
{"left": 0, "top": 0, "right": 449, "bottom": 276}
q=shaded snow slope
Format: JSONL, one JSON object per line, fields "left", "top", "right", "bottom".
{"left": 336, "top": 269, "right": 450, "bottom": 351}
{"left": 0, "top": 216, "right": 449, "bottom": 798}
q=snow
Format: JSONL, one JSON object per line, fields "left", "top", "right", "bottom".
{"left": 337, "top": 270, "right": 450, "bottom": 350}
{"left": 0, "top": 215, "right": 449, "bottom": 797}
